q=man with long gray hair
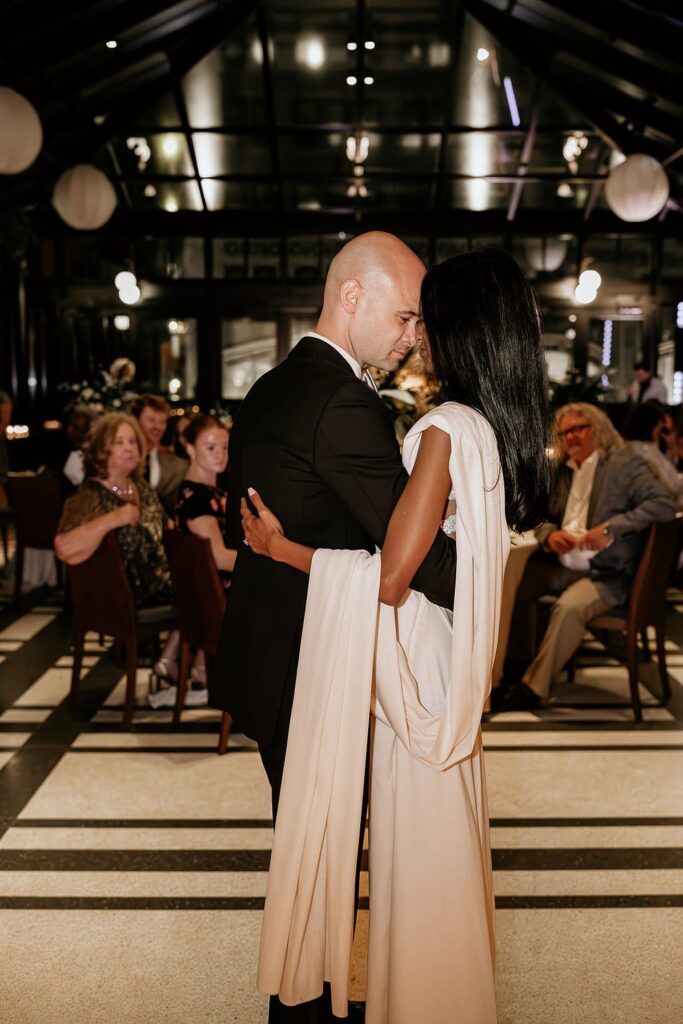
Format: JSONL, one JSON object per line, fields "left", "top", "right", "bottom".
{"left": 494, "top": 402, "right": 675, "bottom": 711}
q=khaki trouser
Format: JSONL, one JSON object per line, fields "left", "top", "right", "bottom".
{"left": 523, "top": 575, "right": 616, "bottom": 699}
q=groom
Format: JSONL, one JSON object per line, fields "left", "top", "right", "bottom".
{"left": 213, "top": 231, "right": 457, "bottom": 1021}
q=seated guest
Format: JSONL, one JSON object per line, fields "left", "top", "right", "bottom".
{"left": 171, "top": 413, "right": 192, "bottom": 458}
{"left": 175, "top": 415, "right": 236, "bottom": 586}
{"left": 643, "top": 399, "right": 678, "bottom": 464}
{"left": 54, "top": 412, "right": 173, "bottom": 607}
{"left": 629, "top": 359, "right": 667, "bottom": 404}
{"left": 62, "top": 406, "right": 96, "bottom": 490}
{"left": 151, "top": 416, "right": 237, "bottom": 700}
{"left": 494, "top": 402, "right": 676, "bottom": 711}
{"left": 131, "top": 394, "right": 187, "bottom": 517}
{"left": 623, "top": 403, "right": 683, "bottom": 511}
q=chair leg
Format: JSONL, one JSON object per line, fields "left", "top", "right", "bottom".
{"left": 626, "top": 629, "right": 643, "bottom": 723}
{"left": 69, "top": 633, "right": 85, "bottom": 703}
{"left": 122, "top": 641, "right": 138, "bottom": 730}
{"left": 218, "top": 712, "right": 233, "bottom": 755}
{"left": 13, "top": 543, "right": 24, "bottom": 608}
{"left": 655, "top": 626, "right": 672, "bottom": 704}
{"left": 173, "top": 639, "right": 192, "bottom": 726}
{"left": 640, "top": 629, "right": 651, "bottom": 661}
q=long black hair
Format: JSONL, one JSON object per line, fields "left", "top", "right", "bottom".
{"left": 421, "top": 248, "right": 551, "bottom": 532}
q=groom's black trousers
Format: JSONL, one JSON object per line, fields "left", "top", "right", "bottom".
{"left": 259, "top": 710, "right": 369, "bottom": 1024}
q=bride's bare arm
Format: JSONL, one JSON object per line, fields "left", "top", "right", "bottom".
{"left": 241, "top": 493, "right": 315, "bottom": 573}
{"left": 242, "top": 426, "right": 452, "bottom": 597}
{"left": 379, "top": 426, "right": 452, "bottom": 606}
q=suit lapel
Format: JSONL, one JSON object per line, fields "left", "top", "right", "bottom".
{"left": 587, "top": 453, "right": 607, "bottom": 526}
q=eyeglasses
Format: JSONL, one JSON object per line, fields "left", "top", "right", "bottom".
{"left": 558, "top": 423, "right": 591, "bottom": 438}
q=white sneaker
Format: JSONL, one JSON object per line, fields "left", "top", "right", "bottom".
{"left": 147, "top": 686, "right": 177, "bottom": 709}
{"left": 184, "top": 687, "right": 208, "bottom": 707}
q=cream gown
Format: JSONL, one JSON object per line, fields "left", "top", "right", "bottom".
{"left": 257, "top": 403, "right": 509, "bottom": 1023}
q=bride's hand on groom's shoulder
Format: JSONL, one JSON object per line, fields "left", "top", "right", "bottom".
{"left": 241, "top": 488, "right": 284, "bottom": 558}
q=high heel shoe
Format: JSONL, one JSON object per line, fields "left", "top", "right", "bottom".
{"left": 153, "top": 657, "right": 178, "bottom": 683}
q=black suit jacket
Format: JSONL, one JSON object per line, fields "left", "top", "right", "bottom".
{"left": 212, "top": 336, "right": 457, "bottom": 744}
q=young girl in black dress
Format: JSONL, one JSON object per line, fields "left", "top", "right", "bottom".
{"left": 151, "top": 415, "right": 237, "bottom": 703}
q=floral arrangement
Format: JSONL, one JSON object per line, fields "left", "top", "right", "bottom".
{"left": 58, "top": 359, "right": 137, "bottom": 417}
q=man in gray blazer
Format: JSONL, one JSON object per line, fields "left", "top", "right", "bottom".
{"left": 494, "top": 402, "right": 676, "bottom": 711}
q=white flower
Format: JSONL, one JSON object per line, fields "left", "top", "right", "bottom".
{"left": 81, "top": 388, "right": 94, "bottom": 399}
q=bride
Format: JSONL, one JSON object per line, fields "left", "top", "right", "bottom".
{"left": 241, "top": 248, "right": 550, "bottom": 1023}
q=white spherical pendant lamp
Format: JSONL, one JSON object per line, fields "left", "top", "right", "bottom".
{"left": 53, "top": 164, "right": 117, "bottom": 230}
{"left": 525, "top": 237, "right": 567, "bottom": 273}
{"left": 0, "top": 87, "right": 43, "bottom": 174}
{"left": 605, "top": 153, "right": 669, "bottom": 222}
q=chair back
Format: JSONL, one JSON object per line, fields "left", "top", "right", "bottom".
{"left": 9, "top": 472, "right": 64, "bottom": 549}
{"left": 67, "top": 531, "right": 137, "bottom": 640}
{"left": 163, "top": 529, "right": 226, "bottom": 654}
{"left": 629, "top": 519, "right": 681, "bottom": 631}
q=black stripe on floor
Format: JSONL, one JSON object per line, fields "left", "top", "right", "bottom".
{"left": 4, "top": 815, "right": 679, "bottom": 829}
{"left": 0, "top": 894, "right": 681, "bottom": 911}
{"left": 1, "top": 847, "right": 681, "bottom": 871}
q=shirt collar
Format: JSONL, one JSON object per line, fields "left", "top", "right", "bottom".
{"left": 307, "top": 332, "right": 362, "bottom": 379}
{"left": 567, "top": 448, "right": 599, "bottom": 472}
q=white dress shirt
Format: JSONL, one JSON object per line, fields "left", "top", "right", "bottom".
{"left": 307, "top": 332, "right": 362, "bottom": 379}
{"left": 560, "top": 449, "right": 599, "bottom": 570}
{"left": 148, "top": 446, "right": 161, "bottom": 488}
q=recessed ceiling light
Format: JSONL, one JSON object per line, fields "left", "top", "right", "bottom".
{"left": 346, "top": 75, "right": 357, "bottom": 86}
{"left": 365, "top": 40, "right": 375, "bottom": 51}
{"left": 476, "top": 47, "right": 489, "bottom": 62}
{"left": 106, "top": 40, "right": 117, "bottom": 49}
{"left": 364, "top": 75, "right": 374, "bottom": 85}
{"left": 347, "top": 41, "right": 357, "bottom": 52}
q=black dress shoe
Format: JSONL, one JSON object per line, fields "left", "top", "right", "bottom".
{"left": 490, "top": 680, "right": 541, "bottom": 713}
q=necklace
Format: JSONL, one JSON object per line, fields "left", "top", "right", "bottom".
{"left": 109, "top": 481, "right": 136, "bottom": 499}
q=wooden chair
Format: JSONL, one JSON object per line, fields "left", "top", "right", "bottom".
{"left": 567, "top": 519, "right": 681, "bottom": 722}
{"left": 67, "top": 531, "right": 178, "bottom": 728}
{"left": 163, "top": 529, "right": 232, "bottom": 752}
{"left": 7, "top": 471, "right": 64, "bottom": 607}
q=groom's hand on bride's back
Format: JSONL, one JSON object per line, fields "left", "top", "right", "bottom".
{"left": 240, "top": 488, "right": 284, "bottom": 557}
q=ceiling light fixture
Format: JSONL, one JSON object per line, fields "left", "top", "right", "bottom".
{"left": 365, "top": 39, "right": 375, "bottom": 51}
{"left": 346, "top": 75, "right": 357, "bottom": 86}
{"left": 295, "top": 35, "right": 325, "bottom": 70}
{"left": 476, "top": 47, "right": 490, "bottom": 62}
{"left": 503, "top": 76, "right": 520, "bottom": 127}
{"left": 347, "top": 40, "right": 357, "bottom": 52}
{"left": 162, "top": 136, "right": 179, "bottom": 158}
{"left": 364, "top": 75, "right": 374, "bottom": 85}
{"left": 106, "top": 40, "right": 117, "bottom": 49}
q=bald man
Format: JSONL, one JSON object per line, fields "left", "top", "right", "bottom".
{"left": 212, "top": 233, "right": 457, "bottom": 1020}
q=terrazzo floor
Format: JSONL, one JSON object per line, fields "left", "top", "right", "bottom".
{"left": 0, "top": 584, "right": 682, "bottom": 1023}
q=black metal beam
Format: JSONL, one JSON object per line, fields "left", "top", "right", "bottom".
{"left": 504, "top": 2, "right": 683, "bottom": 108}
{"left": 27, "top": 205, "right": 683, "bottom": 239}
{"left": 507, "top": 86, "right": 540, "bottom": 222}
{"left": 538, "top": 0, "right": 683, "bottom": 67}
{"left": 432, "top": 0, "right": 467, "bottom": 219}
{"left": 465, "top": 0, "right": 676, "bottom": 163}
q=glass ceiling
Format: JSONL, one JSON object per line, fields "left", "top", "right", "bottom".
{"left": 99, "top": 4, "right": 622, "bottom": 218}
